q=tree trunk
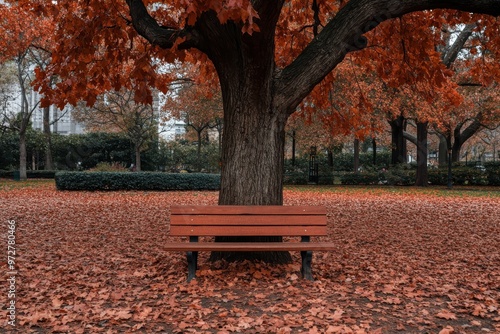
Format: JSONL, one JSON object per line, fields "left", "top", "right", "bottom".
{"left": 199, "top": 9, "right": 292, "bottom": 263}
{"left": 438, "top": 133, "right": 449, "bottom": 167}
{"left": 451, "top": 135, "right": 462, "bottom": 163}
{"left": 415, "top": 121, "right": 429, "bottom": 187}
{"left": 218, "top": 99, "right": 288, "bottom": 203}
{"left": 372, "top": 137, "right": 377, "bottom": 166}
{"left": 389, "top": 115, "right": 407, "bottom": 165}
{"left": 291, "top": 130, "right": 296, "bottom": 166}
{"left": 211, "top": 98, "right": 291, "bottom": 263}
{"left": 327, "top": 148, "right": 334, "bottom": 167}
{"left": 452, "top": 117, "right": 483, "bottom": 162}
{"left": 19, "top": 130, "right": 28, "bottom": 180}
{"left": 353, "top": 138, "right": 360, "bottom": 172}
{"left": 43, "top": 106, "right": 54, "bottom": 170}
{"left": 135, "top": 143, "right": 141, "bottom": 171}
{"left": 196, "top": 129, "right": 203, "bottom": 171}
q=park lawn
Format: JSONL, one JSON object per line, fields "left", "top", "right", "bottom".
{"left": 0, "top": 179, "right": 499, "bottom": 333}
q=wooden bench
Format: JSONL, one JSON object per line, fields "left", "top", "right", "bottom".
{"left": 167, "top": 205, "right": 335, "bottom": 281}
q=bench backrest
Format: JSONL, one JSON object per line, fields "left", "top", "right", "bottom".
{"left": 169, "top": 205, "right": 327, "bottom": 236}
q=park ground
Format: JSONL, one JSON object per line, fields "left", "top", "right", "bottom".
{"left": 0, "top": 180, "right": 499, "bottom": 333}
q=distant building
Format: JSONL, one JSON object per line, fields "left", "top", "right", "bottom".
{"left": 160, "top": 118, "right": 187, "bottom": 141}
{"left": 28, "top": 90, "right": 85, "bottom": 135}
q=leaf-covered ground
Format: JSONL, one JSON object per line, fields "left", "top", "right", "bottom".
{"left": 1, "top": 180, "right": 499, "bottom": 333}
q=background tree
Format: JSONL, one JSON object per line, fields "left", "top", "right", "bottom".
{"left": 432, "top": 22, "right": 500, "bottom": 165}
{"left": 0, "top": 62, "right": 18, "bottom": 127}
{"left": 73, "top": 88, "right": 160, "bottom": 171}
{"left": 0, "top": 2, "right": 54, "bottom": 179}
{"left": 163, "top": 81, "right": 223, "bottom": 171}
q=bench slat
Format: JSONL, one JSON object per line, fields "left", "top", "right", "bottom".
{"left": 171, "top": 205, "right": 327, "bottom": 215}
{"left": 171, "top": 215, "right": 326, "bottom": 226}
{"left": 169, "top": 225, "right": 327, "bottom": 236}
{"left": 163, "top": 242, "right": 336, "bottom": 251}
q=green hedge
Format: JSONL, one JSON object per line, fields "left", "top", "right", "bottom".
{"left": 428, "top": 167, "right": 489, "bottom": 186}
{"left": 485, "top": 162, "right": 500, "bottom": 186}
{"left": 55, "top": 172, "right": 220, "bottom": 191}
{"left": 339, "top": 166, "right": 496, "bottom": 186}
{"left": 340, "top": 172, "right": 380, "bottom": 185}
{"left": 0, "top": 170, "right": 57, "bottom": 179}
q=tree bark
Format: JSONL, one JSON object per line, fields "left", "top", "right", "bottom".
{"left": 415, "top": 121, "right": 429, "bottom": 186}
{"left": 43, "top": 106, "right": 54, "bottom": 170}
{"left": 452, "top": 118, "right": 483, "bottom": 162}
{"left": 389, "top": 115, "right": 407, "bottom": 165}
{"left": 437, "top": 133, "right": 449, "bottom": 167}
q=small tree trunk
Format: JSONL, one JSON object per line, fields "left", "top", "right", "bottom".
{"left": 327, "top": 148, "right": 334, "bottom": 167}
{"left": 197, "top": 129, "right": 203, "bottom": 171}
{"left": 135, "top": 143, "right": 141, "bottom": 171}
{"left": 291, "top": 130, "right": 296, "bottom": 166}
{"left": 19, "top": 130, "right": 28, "bottom": 180}
{"left": 353, "top": 138, "right": 360, "bottom": 173}
{"left": 43, "top": 106, "right": 54, "bottom": 170}
{"left": 415, "top": 121, "right": 429, "bottom": 187}
{"left": 372, "top": 137, "right": 377, "bottom": 166}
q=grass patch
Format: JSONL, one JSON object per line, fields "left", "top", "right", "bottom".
{"left": 0, "top": 178, "right": 55, "bottom": 191}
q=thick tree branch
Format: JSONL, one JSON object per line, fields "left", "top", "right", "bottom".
{"left": 275, "top": 0, "right": 500, "bottom": 114}
{"left": 442, "top": 23, "right": 475, "bottom": 67}
{"left": 125, "top": 0, "right": 200, "bottom": 49}
{"left": 456, "top": 114, "right": 484, "bottom": 144}
{"left": 403, "top": 131, "right": 417, "bottom": 146}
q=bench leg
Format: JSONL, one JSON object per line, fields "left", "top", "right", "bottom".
{"left": 301, "top": 250, "right": 313, "bottom": 280}
{"left": 187, "top": 251, "right": 198, "bottom": 282}
{"left": 187, "top": 236, "right": 199, "bottom": 282}
{"left": 300, "top": 236, "right": 313, "bottom": 280}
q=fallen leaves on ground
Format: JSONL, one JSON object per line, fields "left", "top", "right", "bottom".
{"left": 0, "top": 181, "right": 499, "bottom": 333}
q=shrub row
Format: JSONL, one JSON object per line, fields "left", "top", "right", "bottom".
{"left": 427, "top": 167, "right": 490, "bottom": 186}
{"left": 0, "top": 170, "right": 57, "bottom": 179}
{"left": 55, "top": 172, "right": 220, "bottom": 191}
{"left": 338, "top": 166, "right": 500, "bottom": 186}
